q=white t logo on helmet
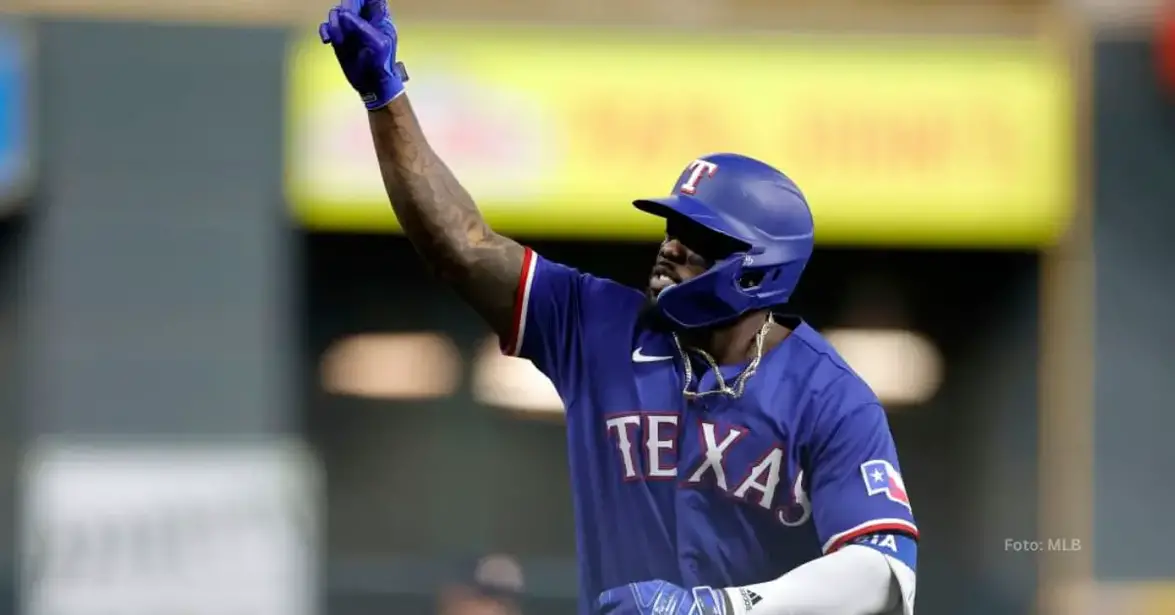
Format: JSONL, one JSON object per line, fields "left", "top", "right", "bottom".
{"left": 679, "top": 159, "right": 719, "bottom": 195}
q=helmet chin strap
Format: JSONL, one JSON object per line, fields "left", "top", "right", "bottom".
{"left": 671, "top": 312, "right": 774, "bottom": 400}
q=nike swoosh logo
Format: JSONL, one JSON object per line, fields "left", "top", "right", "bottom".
{"left": 632, "top": 348, "right": 674, "bottom": 363}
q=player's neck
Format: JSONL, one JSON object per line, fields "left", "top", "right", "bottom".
{"left": 682, "top": 311, "right": 790, "bottom": 366}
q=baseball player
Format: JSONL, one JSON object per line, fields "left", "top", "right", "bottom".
{"left": 319, "top": 2, "right": 919, "bottom": 614}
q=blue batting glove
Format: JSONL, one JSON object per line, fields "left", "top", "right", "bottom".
{"left": 318, "top": 0, "right": 409, "bottom": 110}
{"left": 596, "top": 580, "right": 728, "bottom": 615}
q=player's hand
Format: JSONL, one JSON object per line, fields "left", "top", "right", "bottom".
{"left": 596, "top": 580, "right": 728, "bottom": 615}
{"left": 318, "top": 0, "right": 409, "bottom": 110}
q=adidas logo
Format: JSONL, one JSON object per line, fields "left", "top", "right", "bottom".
{"left": 739, "top": 589, "right": 763, "bottom": 611}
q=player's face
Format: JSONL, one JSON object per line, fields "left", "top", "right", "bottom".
{"left": 648, "top": 215, "right": 746, "bottom": 300}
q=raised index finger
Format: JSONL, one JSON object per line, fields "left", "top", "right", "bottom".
{"left": 363, "top": 0, "right": 390, "bottom": 21}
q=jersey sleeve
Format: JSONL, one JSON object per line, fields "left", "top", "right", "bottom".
{"left": 499, "top": 247, "right": 631, "bottom": 392}
{"left": 807, "top": 402, "right": 919, "bottom": 554}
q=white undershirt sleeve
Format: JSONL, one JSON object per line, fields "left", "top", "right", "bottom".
{"left": 721, "top": 544, "right": 913, "bottom": 615}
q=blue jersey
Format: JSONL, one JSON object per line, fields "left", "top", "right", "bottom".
{"left": 501, "top": 249, "right": 919, "bottom": 615}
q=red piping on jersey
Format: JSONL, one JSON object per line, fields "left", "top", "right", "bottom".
{"left": 501, "top": 247, "right": 535, "bottom": 356}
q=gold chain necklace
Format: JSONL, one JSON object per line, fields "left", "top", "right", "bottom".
{"left": 671, "top": 314, "right": 774, "bottom": 400}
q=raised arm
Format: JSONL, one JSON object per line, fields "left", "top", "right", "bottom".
{"left": 319, "top": 0, "right": 525, "bottom": 339}
{"left": 367, "top": 96, "right": 525, "bottom": 338}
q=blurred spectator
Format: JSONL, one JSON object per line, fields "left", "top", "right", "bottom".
{"left": 437, "top": 555, "right": 525, "bottom": 615}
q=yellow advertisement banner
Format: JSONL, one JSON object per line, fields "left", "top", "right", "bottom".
{"left": 287, "top": 25, "right": 1074, "bottom": 247}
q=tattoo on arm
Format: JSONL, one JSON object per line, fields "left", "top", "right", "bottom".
{"left": 366, "top": 95, "right": 525, "bottom": 338}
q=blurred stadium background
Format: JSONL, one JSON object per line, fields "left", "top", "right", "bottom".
{"left": 0, "top": 0, "right": 1173, "bottom": 614}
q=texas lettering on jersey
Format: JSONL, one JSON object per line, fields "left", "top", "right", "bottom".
{"left": 604, "top": 413, "right": 813, "bottom": 527}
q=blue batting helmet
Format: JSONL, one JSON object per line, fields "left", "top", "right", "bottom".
{"left": 634, "top": 153, "right": 815, "bottom": 329}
